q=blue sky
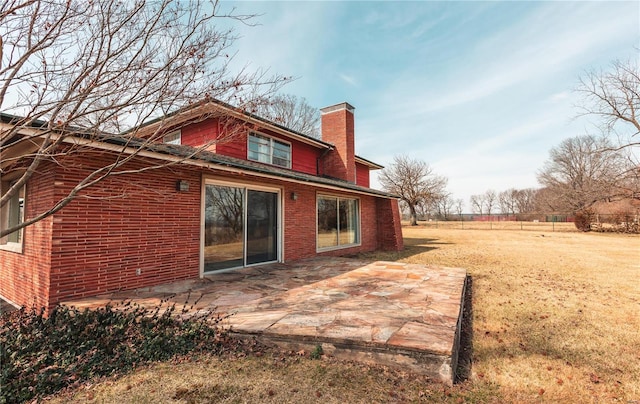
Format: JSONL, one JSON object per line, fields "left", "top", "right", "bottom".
{"left": 224, "top": 1, "right": 639, "bottom": 208}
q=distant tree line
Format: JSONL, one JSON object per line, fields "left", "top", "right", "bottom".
{"left": 465, "top": 56, "right": 639, "bottom": 231}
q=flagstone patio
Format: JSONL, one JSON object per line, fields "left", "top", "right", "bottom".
{"left": 63, "top": 257, "right": 467, "bottom": 385}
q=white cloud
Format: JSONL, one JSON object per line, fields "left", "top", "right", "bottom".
{"left": 384, "top": 2, "right": 637, "bottom": 116}
{"left": 339, "top": 73, "right": 358, "bottom": 86}
{"left": 223, "top": 0, "right": 638, "bottom": 208}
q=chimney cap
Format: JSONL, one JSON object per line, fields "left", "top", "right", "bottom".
{"left": 320, "top": 102, "right": 355, "bottom": 115}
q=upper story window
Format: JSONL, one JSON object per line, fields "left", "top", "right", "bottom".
{"left": 163, "top": 130, "right": 181, "bottom": 145}
{"left": 248, "top": 132, "right": 291, "bottom": 169}
{"left": 1, "top": 180, "right": 25, "bottom": 252}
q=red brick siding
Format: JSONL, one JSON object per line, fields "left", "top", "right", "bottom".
{"left": 376, "top": 198, "right": 404, "bottom": 251}
{"left": 282, "top": 185, "right": 379, "bottom": 260}
{"left": 2, "top": 147, "right": 401, "bottom": 310}
{"left": 355, "top": 163, "right": 370, "bottom": 188}
{"left": 48, "top": 151, "right": 201, "bottom": 308}
{"left": 0, "top": 167, "right": 54, "bottom": 309}
{"left": 321, "top": 108, "right": 355, "bottom": 182}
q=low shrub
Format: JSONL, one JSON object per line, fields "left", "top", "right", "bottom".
{"left": 0, "top": 299, "right": 226, "bottom": 404}
{"left": 574, "top": 209, "right": 593, "bottom": 232}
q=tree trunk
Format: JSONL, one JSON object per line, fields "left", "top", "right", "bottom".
{"left": 409, "top": 204, "right": 418, "bottom": 226}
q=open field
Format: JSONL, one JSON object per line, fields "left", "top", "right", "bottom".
{"left": 398, "top": 227, "right": 640, "bottom": 402}
{"left": 49, "top": 227, "right": 640, "bottom": 403}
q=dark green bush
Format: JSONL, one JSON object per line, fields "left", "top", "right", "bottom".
{"left": 0, "top": 299, "right": 225, "bottom": 404}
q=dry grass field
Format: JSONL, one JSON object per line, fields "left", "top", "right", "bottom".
{"left": 49, "top": 226, "right": 640, "bottom": 403}
{"left": 397, "top": 226, "right": 640, "bottom": 402}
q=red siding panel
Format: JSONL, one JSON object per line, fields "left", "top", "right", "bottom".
{"left": 355, "top": 163, "right": 370, "bottom": 188}
{"left": 376, "top": 198, "right": 404, "bottom": 251}
{"left": 181, "top": 118, "right": 218, "bottom": 148}
{"left": 290, "top": 139, "right": 320, "bottom": 175}
{"left": 215, "top": 124, "right": 247, "bottom": 159}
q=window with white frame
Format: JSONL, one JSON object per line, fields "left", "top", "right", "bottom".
{"left": 163, "top": 130, "right": 181, "bottom": 145}
{"left": 317, "top": 195, "right": 360, "bottom": 250}
{"left": 1, "top": 180, "right": 25, "bottom": 251}
{"left": 248, "top": 132, "right": 291, "bottom": 168}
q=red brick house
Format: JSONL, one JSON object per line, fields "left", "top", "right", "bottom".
{"left": 0, "top": 101, "right": 403, "bottom": 311}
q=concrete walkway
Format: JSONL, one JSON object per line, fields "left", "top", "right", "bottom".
{"left": 63, "top": 257, "right": 467, "bottom": 385}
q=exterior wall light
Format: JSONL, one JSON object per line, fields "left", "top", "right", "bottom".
{"left": 176, "top": 180, "right": 189, "bottom": 192}
{"left": 291, "top": 192, "right": 298, "bottom": 200}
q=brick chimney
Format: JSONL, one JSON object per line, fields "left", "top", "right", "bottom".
{"left": 320, "top": 102, "right": 356, "bottom": 183}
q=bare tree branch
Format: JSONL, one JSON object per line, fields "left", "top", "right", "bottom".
{"left": 577, "top": 57, "right": 640, "bottom": 152}
{"left": 0, "top": 0, "right": 290, "bottom": 238}
{"left": 253, "top": 94, "right": 320, "bottom": 138}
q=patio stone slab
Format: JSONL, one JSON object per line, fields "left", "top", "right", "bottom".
{"left": 63, "top": 257, "right": 467, "bottom": 385}
{"left": 223, "top": 311, "right": 289, "bottom": 332}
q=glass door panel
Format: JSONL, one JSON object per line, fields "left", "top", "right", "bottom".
{"left": 204, "top": 185, "right": 244, "bottom": 272}
{"left": 246, "top": 190, "right": 278, "bottom": 265}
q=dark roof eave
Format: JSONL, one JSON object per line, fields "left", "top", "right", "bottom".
{"left": 95, "top": 135, "right": 398, "bottom": 199}
{"left": 355, "top": 155, "right": 384, "bottom": 170}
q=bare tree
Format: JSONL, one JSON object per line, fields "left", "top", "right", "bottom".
{"left": 577, "top": 57, "right": 640, "bottom": 200}
{"left": 379, "top": 155, "right": 448, "bottom": 226}
{"left": 578, "top": 58, "right": 640, "bottom": 151}
{"left": 470, "top": 194, "right": 484, "bottom": 215}
{"left": 533, "top": 187, "right": 559, "bottom": 213}
{"left": 0, "top": 0, "right": 288, "bottom": 238}
{"left": 455, "top": 198, "right": 464, "bottom": 219}
{"left": 434, "top": 194, "right": 454, "bottom": 220}
{"left": 498, "top": 188, "right": 540, "bottom": 217}
{"left": 499, "top": 189, "right": 517, "bottom": 216}
{"left": 537, "top": 135, "right": 628, "bottom": 213}
{"left": 484, "top": 189, "right": 498, "bottom": 217}
{"left": 254, "top": 94, "right": 320, "bottom": 138}
{"left": 514, "top": 188, "right": 539, "bottom": 214}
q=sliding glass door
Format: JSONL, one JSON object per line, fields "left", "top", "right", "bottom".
{"left": 204, "top": 183, "right": 279, "bottom": 273}
{"left": 246, "top": 190, "right": 278, "bottom": 265}
{"left": 204, "top": 185, "right": 245, "bottom": 271}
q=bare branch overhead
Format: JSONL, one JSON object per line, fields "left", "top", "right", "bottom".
{"left": 0, "top": 0, "right": 290, "bottom": 237}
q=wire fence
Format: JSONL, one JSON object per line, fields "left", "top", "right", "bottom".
{"left": 415, "top": 220, "right": 576, "bottom": 232}
{"left": 409, "top": 213, "right": 640, "bottom": 233}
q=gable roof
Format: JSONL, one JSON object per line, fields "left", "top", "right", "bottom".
{"left": 3, "top": 99, "right": 386, "bottom": 183}
{"left": 0, "top": 99, "right": 384, "bottom": 170}
{"left": 132, "top": 98, "right": 332, "bottom": 150}
{"left": 88, "top": 134, "right": 398, "bottom": 199}
{"left": 131, "top": 99, "right": 382, "bottom": 169}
